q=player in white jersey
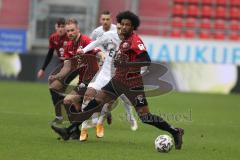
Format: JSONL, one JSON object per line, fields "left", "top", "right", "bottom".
{"left": 78, "top": 23, "right": 138, "bottom": 141}
{"left": 91, "top": 11, "right": 117, "bottom": 41}
{"left": 90, "top": 11, "right": 117, "bottom": 126}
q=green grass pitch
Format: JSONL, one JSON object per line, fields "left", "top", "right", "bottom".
{"left": 0, "top": 81, "right": 239, "bottom": 160}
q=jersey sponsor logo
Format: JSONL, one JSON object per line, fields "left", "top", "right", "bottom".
{"left": 63, "top": 41, "right": 68, "bottom": 46}
{"left": 53, "top": 41, "right": 58, "bottom": 45}
{"left": 138, "top": 44, "right": 146, "bottom": 50}
{"left": 59, "top": 48, "right": 64, "bottom": 57}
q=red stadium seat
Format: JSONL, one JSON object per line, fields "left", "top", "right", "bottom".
{"left": 199, "top": 30, "right": 211, "bottom": 39}
{"left": 189, "top": 0, "right": 199, "bottom": 4}
{"left": 229, "top": 20, "right": 239, "bottom": 31}
{"left": 202, "top": 0, "right": 212, "bottom": 5}
{"left": 213, "top": 31, "right": 225, "bottom": 40}
{"left": 185, "top": 17, "right": 197, "bottom": 28}
{"left": 230, "top": 0, "right": 240, "bottom": 7}
{"left": 216, "top": 0, "right": 228, "bottom": 6}
{"left": 215, "top": 6, "right": 227, "bottom": 19}
{"left": 174, "top": 0, "right": 185, "bottom": 4}
{"left": 187, "top": 5, "right": 198, "bottom": 17}
{"left": 183, "top": 30, "right": 196, "bottom": 38}
{"left": 230, "top": 7, "right": 239, "bottom": 19}
{"left": 229, "top": 32, "right": 239, "bottom": 40}
{"left": 172, "top": 17, "right": 184, "bottom": 28}
{"left": 171, "top": 29, "right": 182, "bottom": 37}
{"left": 214, "top": 19, "right": 226, "bottom": 30}
{"left": 200, "top": 18, "right": 212, "bottom": 29}
{"left": 173, "top": 4, "right": 185, "bottom": 16}
{"left": 201, "top": 5, "right": 212, "bottom": 18}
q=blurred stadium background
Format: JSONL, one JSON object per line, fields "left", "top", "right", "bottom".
{"left": 0, "top": 0, "right": 240, "bottom": 94}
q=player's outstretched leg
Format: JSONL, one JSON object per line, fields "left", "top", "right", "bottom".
{"left": 136, "top": 106, "right": 184, "bottom": 149}
{"left": 51, "top": 121, "right": 81, "bottom": 141}
{"left": 82, "top": 87, "right": 97, "bottom": 110}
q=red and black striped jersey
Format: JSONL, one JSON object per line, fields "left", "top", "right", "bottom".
{"left": 63, "top": 34, "right": 99, "bottom": 84}
{"left": 49, "top": 32, "right": 68, "bottom": 58}
{"left": 114, "top": 32, "right": 147, "bottom": 88}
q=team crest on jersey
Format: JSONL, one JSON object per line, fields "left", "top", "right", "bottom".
{"left": 63, "top": 41, "right": 68, "bottom": 46}
{"left": 120, "top": 40, "right": 131, "bottom": 52}
{"left": 122, "top": 41, "right": 131, "bottom": 49}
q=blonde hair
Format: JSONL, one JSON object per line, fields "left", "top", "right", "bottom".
{"left": 66, "top": 18, "right": 78, "bottom": 25}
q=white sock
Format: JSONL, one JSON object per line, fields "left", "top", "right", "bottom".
{"left": 98, "top": 104, "right": 109, "bottom": 124}
{"left": 91, "top": 112, "right": 100, "bottom": 126}
{"left": 55, "top": 116, "right": 63, "bottom": 120}
{"left": 81, "top": 119, "right": 95, "bottom": 129}
{"left": 119, "top": 95, "right": 136, "bottom": 122}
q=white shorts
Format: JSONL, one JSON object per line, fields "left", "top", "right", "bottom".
{"left": 88, "top": 73, "right": 111, "bottom": 90}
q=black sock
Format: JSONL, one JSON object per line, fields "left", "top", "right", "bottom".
{"left": 83, "top": 99, "right": 99, "bottom": 111}
{"left": 50, "top": 89, "right": 64, "bottom": 117}
{"left": 139, "top": 113, "right": 178, "bottom": 135}
{"left": 69, "top": 105, "right": 79, "bottom": 113}
{"left": 67, "top": 122, "right": 81, "bottom": 134}
{"left": 50, "top": 89, "right": 60, "bottom": 105}
{"left": 55, "top": 105, "right": 62, "bottom": 117}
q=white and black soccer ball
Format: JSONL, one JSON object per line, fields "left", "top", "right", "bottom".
{"left": 154, "top": 135, "right": 173, "bottom": 153}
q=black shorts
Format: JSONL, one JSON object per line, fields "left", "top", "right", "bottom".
{"left": 102, "top": 79, "right": 148, "bottom": 108}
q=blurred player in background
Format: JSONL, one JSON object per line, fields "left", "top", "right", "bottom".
{"left": 81, "top": 11, "right": 184, "bottom": 149}
{"left": 91, "top": 10, "right": 117, "bottom": 41}
{"left": 37, "top": 18, "right": 78, "bottom": 124}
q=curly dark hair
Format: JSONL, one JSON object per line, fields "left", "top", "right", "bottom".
{"left": 116, "top": 11, "right": 140, "bottom": 30}
{"left": 56, "top": 17, "right": 66, "bottom": 26}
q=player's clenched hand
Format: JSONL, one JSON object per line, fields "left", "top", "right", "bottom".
{"left": 59, "top": 57, "right": 66, "bottom": 61}
{"left": 77, "top": 48, "right": 84, "bottom": 54}
{"left": 37, "top": 69, "right": 45, "bottom": 79}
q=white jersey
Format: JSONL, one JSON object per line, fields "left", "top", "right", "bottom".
{"left": 90, "top": 24, "right": 117, "bottom": 53}
{"left": 83, "top": 30, "right": 120, "bottom": 90}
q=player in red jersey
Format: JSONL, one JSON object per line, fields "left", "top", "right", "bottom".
{"left": 61, "top": 18, "right": 99, "bottom": 110}
{"left": 37, "top": 18, "right": 79, "bottom": 125}
{"left": 79, "top": 11, "right": 184, "bottom": 149}
{"left": 50, "top": 18, "right": 101, "bottom": 140}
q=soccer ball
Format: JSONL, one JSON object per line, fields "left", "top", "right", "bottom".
{"left": 154, "top": 135, "right": 173, "bottom": 153}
